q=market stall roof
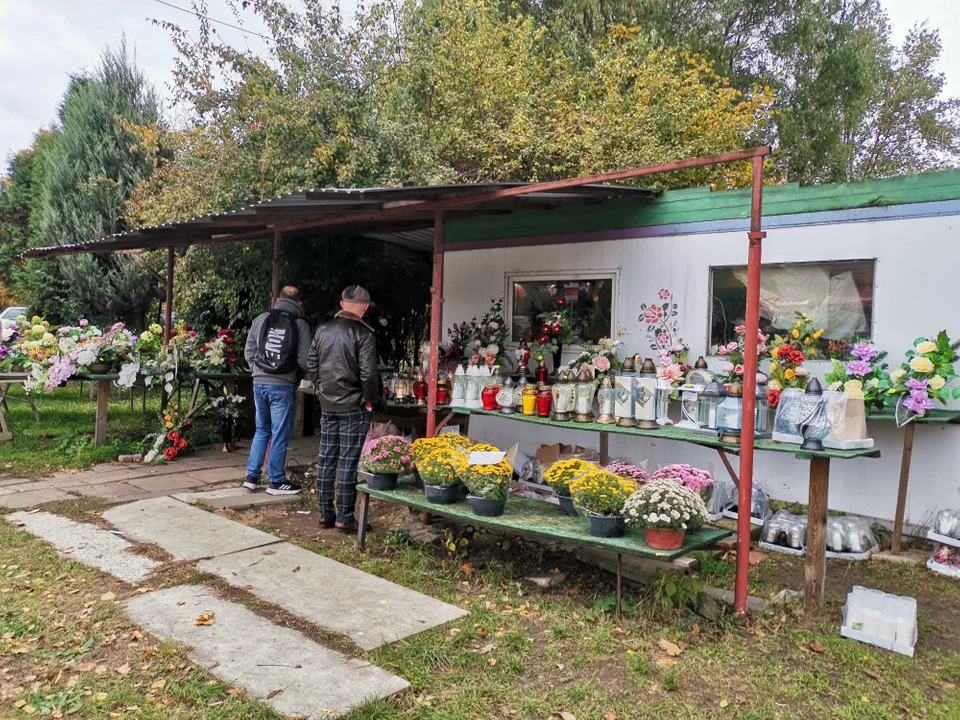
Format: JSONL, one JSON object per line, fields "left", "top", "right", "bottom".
{"left": 22, "top": 182, "right": 658, "bottom": 258}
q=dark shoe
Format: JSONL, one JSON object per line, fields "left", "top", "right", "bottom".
{"left": 335, "top": 521, "right": 372, "bottom": 534}
{"left": 241, "top": 476, "right": 263, "bottom": 490}
{"left": 266, "top": 482, "right": 302, "bottom": 496}
{"left": 319, "top": 518, "right": 336, "bottom": 529}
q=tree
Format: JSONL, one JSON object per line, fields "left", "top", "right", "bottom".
{"left": 28, "top": 42, "right": 163, "bottom": 326}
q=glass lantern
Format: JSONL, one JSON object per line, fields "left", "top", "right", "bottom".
{"left": 464, "top": 365, "right": 483, "bottom": 409}
{"left": 698, "top": 380, "right": 726, "bottom": 432}
{"left": 675, "top": 382, "right": 705, "bottom": 430}
{"left": 522, "top": 381, "right": 538, "bottom": 416}
{"left": 615, "top": 355, "right": 637, "bottom": 427}
{"left": 412, "top": 369, "right": 428, "bottom": 406}
{"left": 716, "top": 382, "right": 744, "bottom": 445}
{"left": 596, "top": 376, "right": 616, "bottom": 424}
{"left": 451, "top": 365, "right": 467, "bottom": 407}
{"left": 497, "top": 377, "right": 516, "bottom": 415}
{"left": 573, "top": 366, "right": 597, "bottom": 423}
{"left": 635, "top": 358, "right": 659, "bottom": 430}
{"left": 552, "top": 370, "right": 576, "bottom": 422}
{"left": 655, "top": 379, "right": 674, "bottom": 426}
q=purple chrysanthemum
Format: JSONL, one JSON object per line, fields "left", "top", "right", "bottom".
{"left": 905, "top": 378, "right": 928, "bottom": 392}
{"left": 845, "top": 360, "right": 872, "bottom": 377}
{"left": 904, "top": 390, "right": 935, "bottom": 415}
{"left": 850, "top": 342, "right": 876, "bottom": 362}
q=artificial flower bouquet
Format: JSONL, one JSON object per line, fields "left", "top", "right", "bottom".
{"left": 418, "top": 447, "right": 467, "bottom": 487}
{"left": 531, "top": 308, "right": 573, "bottom": 357}
{"left": 766, "top": 343, "right": 810, "bottom": 406}
{"left": 780, "top": 312, "right": 826, "bottom": 360}
{"left": 649, "top": 463, "right": 713, "bottom": 493}
{"left": 543, "top": 458, "right": 594, "bottom": 497}
{"left": 569, "top": 469, "right": 637, "bottom": 516}
{"left": 360, "top": 435, "right": 414, "bottom": 475}
{"left": 604, "top": 462, "right": 648, "bottom": 484}
{"left": 886, "top": 332, "right": 960, "bottom": 422}
{"left": 623, "top": 479, "right": 709, "bottom": 531}
{"left": 197, "top": 329, "right": 242, "bottom": 373}
{"left": 716, "top": 325, "right": 769, "bottom": 386}
{"left": 824, "top": 339, "right": 887, "bottom": 410}
{"left": 144, "top": 403, "right": 193, "bottom": 463}
{"left": 566, "top": 337, "right": 624, "bottom": 384}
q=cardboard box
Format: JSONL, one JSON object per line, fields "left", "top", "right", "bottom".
{"left": 535, "top": 443, "right": 572, "bottom": 466}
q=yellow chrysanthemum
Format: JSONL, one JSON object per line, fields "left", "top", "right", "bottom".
{"left": 769, "top": 362, "right": 777, "bottom": 372}
{"left": 791, "top": 329, "right": 800, "bottom": 339}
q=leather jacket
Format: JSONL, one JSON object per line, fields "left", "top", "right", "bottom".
{"left": 307, "top": 311, "right": 382, "bottom": 413}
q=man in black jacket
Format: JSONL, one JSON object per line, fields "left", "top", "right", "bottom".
{"left": 307, "top": 286, "right": 380, "bottom": 532}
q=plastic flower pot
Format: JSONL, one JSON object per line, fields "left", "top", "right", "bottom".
{"left": 359, "top": 470, "right": 398, "bottom": 491}
{"left": 587, "top": 513, "right": 625, "bottom": 538}
{"left": 87, "top": 363, "right": 109, "bottom": 374}
{"left": 644, "top": 526, "right": 686, "bottom": 551}
{"left": 424, "top": 484, "right": 460, "bottom": 504}
{"left": 469, "top": 495, "right": 506, "bottom": 517}
{"left": 558, "top": 495, "right": 580, "bottom": 517}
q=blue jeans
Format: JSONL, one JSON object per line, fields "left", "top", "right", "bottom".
{"left": 246, "top": 384, "right": 295, "bottom": 485}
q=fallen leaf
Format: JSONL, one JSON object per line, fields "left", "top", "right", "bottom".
{"left": 116, "top": 664, "right": 130, "bottom": 676}
{"left": 266, "top": 689, "right": 283, "bottom": 699}
{"left": 809, "top": 641, "right": 827, "bottom": 654}
{"left": 140, "top": 648, "right": 155, "bottom": 661}
{"left": 657, "top": 658, "right": 677, "bottom": 667}
{"left": 151, "top": 680, "right": 166, "bottom": 691}
{"left": 261, "top": 550, "right": 276, "bottom": 556}
{"left": 488, "top": 658, "right": 497, "bottom": 666}
{"left": 130, "top": 630, "right": 143, "bottom": 641}
{"left": 100, "top": 592, "right": 116, "bottom": 602}
{"left": 748, "top": 550, "right": 766, "bottom": 566}
{"left": 552, "top": 713, "right": 576, "bottom": 720}
{"left": 14, "top": 700, "right": 27, "bottom": 708}
{"left": 226, "top": 688, "right": 242, "bottom": 697}
{"left": 240, "top": 585, "right": 254, "bottom": 591}
{"left": 940, "top": 681, "right": 956, "bottom": 690}
{"left": 864, "top": 669, "right": 882, "bottom": 681}
{"left": 95, "top": 692, "right": 109, "bottom": 700}
{"left": 604, "top": 712, "right": 618, "bottom": 720}
{"left": 658, "top": 639, "right": 684, "bottom": 657}
{"left": 719, "top": 699, "right": 730, "bottom": 708}
{"left": 460, "top": 563, "right": 474, "bottom": 575}
{"left": 176, "top": 601, "right": 185, "bottom": 606}
{"left": 22, "top": 705, "right": 36, "bottom": 715}
{"left": 476, "top": 643, "right": 495, "bottom": 655}
{"left": 194, "top": 612, "right": 216, "bottom": 626}
{"left": 292, "top": 566, "right": 300, "bottom": 573}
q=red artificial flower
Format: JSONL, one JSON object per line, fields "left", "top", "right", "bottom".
{"left": 169, "top": 330, "right": 178, "bottom": 339}
{"left": 163, "top": 447, "right": 178, "bottom": 461}
{"left": 776, "top": 346, "right": 792, "bottom": 359}
{"left": 218, "top": 329, "right": 231, "bottom": 337}
{"left": 224, "top": 337, "right": 234, "bottom": 344}
{"left": 767, "top": 389, "right": 781, "bottom": 407}
{"left": 182, "top": 421, "right": 193, "bottom": 430}
{"left": 183, "top": 325, "right": 193, "bottom": 332}
{"left": 227, "top": 356, "right": 237, "bottom": 365}
{"left": 200, "top": 345, "right": 209, "bottom": 353}
{"left": 167, "top": 430, "right": 180, "bottom": 442}
{"left": 789, "top": 350, "right": 806, "bottom": 365}
{"left": 174, "top": 438, "right": 188, "bottom": 451}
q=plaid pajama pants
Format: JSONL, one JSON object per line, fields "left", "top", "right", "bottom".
{"left": 316, "top": 409, "right": 372, "bottom": 525}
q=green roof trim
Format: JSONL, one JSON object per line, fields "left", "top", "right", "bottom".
{"left": 444, "top": 169, "right": 960, "bottom": 245}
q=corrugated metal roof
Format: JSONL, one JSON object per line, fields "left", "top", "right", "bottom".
{"left": 22, "top": 182, "right": 657, "bottom": 258}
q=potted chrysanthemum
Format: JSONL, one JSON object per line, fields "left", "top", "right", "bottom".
{"left": 459, "top": 456, "right": 512, "bottom": 517}
{"left": 604, "top": 462, "right": 648, "bottom": 484}
{"left": 569, "top": 469, "right": 637, "bottom": 537}
{"left": 419, "top": 447, "right": 467, "bottom": 504}
{"left": 543, "top": 458, "right": 594, "bottom": 516}
{"left": 411, "top": 437, "right": 449, "bottom": 489}
{"left": 359, "top": 435, "right": 414, "bottom": 491}
{"left": 623, "top": 478, "right": 710, "bottom": 550}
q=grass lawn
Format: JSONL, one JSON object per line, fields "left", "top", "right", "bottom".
{"left": 3, "top": 495, "right": 958, "bottom": 720}
{"left": 0, "top": 384, "right": 222, "bottom": 479}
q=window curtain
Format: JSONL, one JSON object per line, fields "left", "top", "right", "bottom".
{"left": 731, "top": 266, "right": 867, "bottom": 338}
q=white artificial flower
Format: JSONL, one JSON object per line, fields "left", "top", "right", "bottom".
{"left": 76, "top": 349, "right": 97, "bottom": 367}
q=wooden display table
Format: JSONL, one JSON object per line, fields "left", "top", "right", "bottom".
{"left": 452, "top": 407, "right": 880, "bottom": 614}
{"left": 0, "top": 372, "right": 39, "bottom": 441}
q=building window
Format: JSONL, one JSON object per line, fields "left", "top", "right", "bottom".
{"left": 508, "top": 272, "right": 617, "bottom": 345}
{"left": 710, "top": 260, "right": 875, "bottom": 351}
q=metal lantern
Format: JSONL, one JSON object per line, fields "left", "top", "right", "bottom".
{"left": 675, "top": 381, "right": 705, "bottom": 430}
{"left": 799, "top": 378, "right": 831, "bottom": 451}
{"left": 574, "top": 366, "right": 597, "bottom": 423}
{"left": 716, "top": 382, "right": 744, "bottom": 445}
{"left": 698, "top": 380, "right": 726, "bottom": 431}
{"left": 615, "top": 355, "right": 638, "bottom": 427}
{"left": 635, "top": 358, "right": 659, "bottom": 430}
{"left": 451, "top": 365, "right": 467, "bottom": 407}
{"left": 552, "top": 369, "right": 576, "bottom": 422}
{"left": 596, "top": 376, "right": 616, "bottom": 424}
{"left": 755, "top": 376, "right": 773, "bottom": 438}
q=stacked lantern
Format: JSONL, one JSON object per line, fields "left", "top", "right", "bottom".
{"left": 615, "top": 355, "right": 638, "bottom": 427}
{"left": 573, "top": 366, "right": 597, "bottom": 423}
{"left": 552, "top": 369, "right": 576, "bottom": 421}
{"left": 635, "top": 358, "right": 659, "bottom": 430}
{"left": 596, "top": 376, "right": 616, "bottom": 424}
{"left": 716, "top": 382, "right": 743, "bottom": 445}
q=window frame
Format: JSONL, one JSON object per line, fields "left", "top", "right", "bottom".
{"left": 504, "top": 268, "right": 621, "bottom": 350}
{"left": 706, "top": 258, "right": 877, "bottom": 356}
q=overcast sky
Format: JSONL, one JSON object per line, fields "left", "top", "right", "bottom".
{"left": 2, "top": 0, "right": 959, "bottom": 164}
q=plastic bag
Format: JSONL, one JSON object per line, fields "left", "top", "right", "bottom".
{"left": 933, "top": 509, "right": 960, "bottom": 539}
{"left": 519, "top": 458, "right": 546, "bottom": 485}
{"left": 761, "top": 510, "right": 808, "bottom": 550}
{"left": 703, "top": 474, "right": 736, "bottom": 519}
{"left": 827, "top": 516, "right": 879, "bottom": 557}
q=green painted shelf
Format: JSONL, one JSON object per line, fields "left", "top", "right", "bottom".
{"left": 360, "top": 483, "right": 731, "bottom": 561}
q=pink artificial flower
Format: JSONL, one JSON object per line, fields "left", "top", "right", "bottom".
{"left": 735, "top": 364, "right": 744, "bottom": 375}
{"left": 734, "top": 325, "right": 745, "bottom": 333}
{"left": 722, "top": 362, "right": 735, "bottom": 373}
{"left": 79, "top": 319, "right": 89, "bottom": 328}
{"left": 717, "top": 346, "right": 729, "bottom": 356}
{"left": 726, "top": 342, "right": 738, "bottom": 351}
{"left": 593, "top": 356, "right": 611, "bottom": 373}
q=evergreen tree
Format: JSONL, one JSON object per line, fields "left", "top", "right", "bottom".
{"left": 32, "top": 41, "right": 162, "bottom": 326}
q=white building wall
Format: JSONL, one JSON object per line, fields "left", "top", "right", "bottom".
{"left": 443, "top": 212, "right": 960, "bottom": 527}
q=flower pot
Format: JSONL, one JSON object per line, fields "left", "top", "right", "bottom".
{"left": 558, "top": 495, "right": 580, "bottom": 517}
{"left": 644, "top": 526, "right": 686, "bottom": 551}
{"left": 587, "top": 513, "right": 625, "bottom": 538}
{"left": 359, "top": 470, "right": 398, "bottom": 491}
{"left": 87, "top": 363, "right": 109, "bottom": 374}
{"left": 424, "top": 484, "right": 460, "bottom": 504}
{"left": 469, "top": 495, "right": 506, "bottom": 517}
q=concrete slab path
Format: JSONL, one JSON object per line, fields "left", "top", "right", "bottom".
{"left": 102, "top": 497, "right": 281, "bottom": 560}
{"left": 7, "top": 511, "right": 162, "bottom": 583}
{"left": 125, "top": 585, "right": 409, "bottom": 719}
{"left": 172, "top": 487, "right": 302, "bottom": 510}
{"left": 199, "top": 542, "right": 468, "bottom": 650}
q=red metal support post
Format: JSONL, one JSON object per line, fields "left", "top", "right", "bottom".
{"left": 734, "top": 154, "right": 766, "bottom": 617}
{"left": 271, "top": 230, "right": 281, "bottom": 306}
{"left": 163, "top": 247, "right": 175, "bottom": 345}
{"left": 426, "top": 209, "right": 444, "bottom": 438}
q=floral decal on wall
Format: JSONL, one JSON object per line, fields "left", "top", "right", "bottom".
{"left": 639, "top": 288, "right": 688, "bottom": 365}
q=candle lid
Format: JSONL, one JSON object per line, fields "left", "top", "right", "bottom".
{"left": 694, "top": 356, "right": 709, "bottom": 369}
{"left": 728, "top": 382, "right": 743, "bottom": 397}
{"left": 600, "top": 376, "right": 613, "bottom": 388}
{"left": 805, "top": 377, "right": 823, "bottom": 395}
{"left": 620, "top": 356, "right": 636, "bottom": 372}
{"left": 578, "top": 365, "right": 594, "bottom": 382}
{"left": 639, "top": 357, "right": 657, "bottom": 375}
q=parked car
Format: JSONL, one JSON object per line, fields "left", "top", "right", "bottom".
{"left": 0, "top": 306, "right": 27, "bottom": 322}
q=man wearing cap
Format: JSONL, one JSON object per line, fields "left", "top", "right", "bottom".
{"left": 308, "top": 286, "right": 382, "bottom": 532}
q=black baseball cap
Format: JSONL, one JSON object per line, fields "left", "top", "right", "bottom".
{"left": 342, "top": 285, "right": 375, "bottom": 306}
